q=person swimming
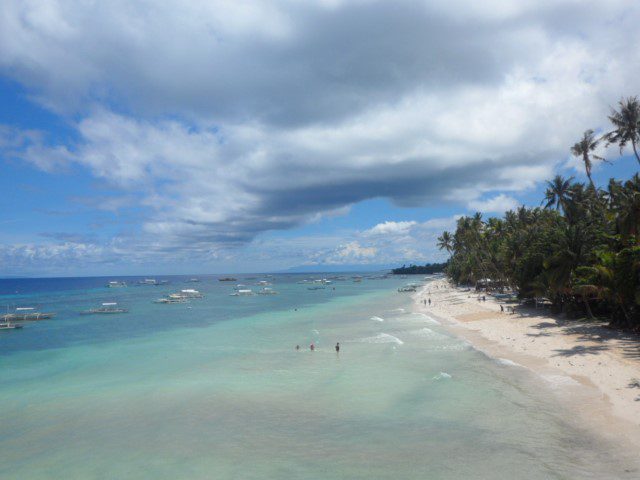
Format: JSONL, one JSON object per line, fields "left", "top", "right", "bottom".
{"left": 335, "top": 342, "right": 340, "bottom": 353}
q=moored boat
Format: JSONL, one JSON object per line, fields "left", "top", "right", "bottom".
{"left": 230, "top": 289, "right": 254, "bottom": 296}
{"left": 81, "top": 302, "right": 128, "bottom": 315}
{"left": 1, "top": 307, "right": 56, "bottom": 322}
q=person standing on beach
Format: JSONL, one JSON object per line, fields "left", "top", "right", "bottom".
{"left": 335, "top": 342, "right": 340, "bottom": 353}
{"left": 428, "top": 298, "right": 431, "bottom": 306}
{"left": 310, "top": 343, "right": 315, "bottom": 351}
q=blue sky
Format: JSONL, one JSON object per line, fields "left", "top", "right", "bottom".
{"left": 0, "top": 0, "right": 639, "bottom": 276}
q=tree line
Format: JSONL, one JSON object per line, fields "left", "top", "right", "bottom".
{"left": 437, "top": 97, "right": 640, "bottom": 329}
{"left": 392, "top": 263, "right": 448, "bottom": 275}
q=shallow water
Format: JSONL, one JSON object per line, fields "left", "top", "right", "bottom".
{"left": 0, "top": 275, "right": 636, "bottom": 479}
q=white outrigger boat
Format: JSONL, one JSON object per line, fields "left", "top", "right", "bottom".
{"left": 176, "top": 289, "right": 204, "bottom": 298}
{"left": 257, "top": 287, "right": 278, "bottom": 295}
{"left": 1, "top": 307, "right": 56, "bottom": 322}
{"left": 81, "top": 302, "right": 128, "bottom": 315}
{"left": 154, "top": 295, "right": 188, "bottom": 304}
{"left": 230, "top": 289, "right": 254, "bottom": 296}
{"left": 106, "top": 281, "right": 127, "bottom": 288}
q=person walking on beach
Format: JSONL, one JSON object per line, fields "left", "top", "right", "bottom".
{"left": 310, "top": 343, "right": 315, "bottom": 351}
{"left": 428, "top": 298, "right": 431, "bottom": 306}
{"left": 335, "top": 342, "right": 340, "bottom": 353}
{"left": 500, "top": 305, "right": 504, "bottom": 313}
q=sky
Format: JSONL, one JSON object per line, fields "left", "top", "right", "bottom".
{"left": 0, "top": 0, "right": 639, "bottom": 276}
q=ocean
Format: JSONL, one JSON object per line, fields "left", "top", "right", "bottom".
{"left": 0, "top": 274, "right": 636, "bottom": 479}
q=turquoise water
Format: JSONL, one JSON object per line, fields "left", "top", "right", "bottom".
{"left": 0, "top": 275, "right": 636, "bottom": 479}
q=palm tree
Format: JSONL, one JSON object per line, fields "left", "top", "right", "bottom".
{"left": 614, "top": 174, "right": 640, "bottom": 238}
{"left": 543, "top": 175, "right": 574, "bottom": 212}
{"left": 437, "top": 231, "right": 453, "bottom": 253}
{"left": 606, "top": 96, "right": 640, "bottom": 165}
{"left": 571, "top": 129, "right": 605, "bottom": 188}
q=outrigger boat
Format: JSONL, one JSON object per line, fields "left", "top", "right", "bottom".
{"left": 257, "top": 287, "right": 278, "bottom": 295}
{"left": 81, "top": 302, "right": 128, "bottom": 315}
{"left": 230, "top": 289, "right": 254, "bottom": 296}
{"left": 106, "top": 281, "right": 127, "bottom": 288}
{"left": 176, "top": 289, "right": 204, "bottom": 298}
{"left": 154, "top": 295, "right": 188, "bottom": 304}
{"left": 1, "top": 307, "right": 56, "bottom": 322}
{"left": 0, "top": 321, "right": 23, "bottom": 330}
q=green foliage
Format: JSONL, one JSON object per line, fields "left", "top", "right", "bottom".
{"left": 392, "top": 263, "right": 448, "bottom": 275}
{"left": 438, "top": 174, "right": 640, "bottom": 328}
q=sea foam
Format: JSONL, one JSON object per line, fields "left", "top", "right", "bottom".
{"left": 359, "top": 333, "right": 404, "bottom": 345}
{"left": 370, "top": 316, "right": 385, "bottom": 322}
{"left": 496, "top": 358, "right": 523, "bottom": 368}
{"left": 410, "top": 327, "right": 448, "bottom": 340}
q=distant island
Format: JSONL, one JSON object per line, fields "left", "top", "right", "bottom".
{"left": 392, "top": 262, "right": 447, "bottom": 275}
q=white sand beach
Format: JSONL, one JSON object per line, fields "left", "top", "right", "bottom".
{"left": 415, "top": 279, "right": 640, "bottom": 446}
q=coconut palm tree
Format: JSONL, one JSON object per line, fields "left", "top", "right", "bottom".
{"left": 606, "top": 96, "right": 640, "bottom": 165}
{"left": 571, "top": 129, "right": 605, "bottom": 188}
{"left": 543, "top": 175, "right": 574, "bottom": 212}
{"left": 436, "top": 231, "right": 453, "bottom": 254}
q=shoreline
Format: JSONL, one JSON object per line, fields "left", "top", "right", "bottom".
{"left": 413, "top": 278, "right": 640, "bottom": 449}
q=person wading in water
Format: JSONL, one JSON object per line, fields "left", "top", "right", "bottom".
{"left": 335, "top": 342, "right": 340, "bottom": 353}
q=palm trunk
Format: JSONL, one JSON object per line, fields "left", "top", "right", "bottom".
{"left": 583, "top": 296, "right": 595, "bottom": 320}
{"left": 632, "top": 139, "right": 640, "bottom": 166}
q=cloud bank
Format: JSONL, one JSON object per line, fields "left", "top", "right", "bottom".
{"left": 1, "top": 0, "right": 639, "bottom": 272}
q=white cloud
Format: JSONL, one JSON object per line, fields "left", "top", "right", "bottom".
{"left": 467, "top": 194, "right": 520, "bottom": 214}
{"left": 363, "top": 221, "right": 417, "bottom": 236}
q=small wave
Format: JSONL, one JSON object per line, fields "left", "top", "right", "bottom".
{"left": 433, "top": 372, "right": 452, "bottom": 380}
{"left": 427, "top": 343, "right": 468, "bottom": 352}
{"left": 410, "top": 327, "right": 448, "bottom": 340}
{"left": 392, "top": 308, "right": 405, "bottom": 313}
{"left": 407, "top": 312, "right": 441, "bottom": 324}
{"left": 358, "top": 333, "right": 404, "bottom": 345}
{"left": 496, "top": 358, "right": 522, "bottom": 368}
{"left": 370, "top": 316, "right": 385, "bottom": 322}
{"left": 541, "top": 374, "right": 580, "bottom": 387}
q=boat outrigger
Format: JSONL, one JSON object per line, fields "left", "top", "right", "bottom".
{"left": 1, "top": 307, "right": 56, "bottom": 322}
{"left": 81, "top": 302, "right": 128, "bottom": 315}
